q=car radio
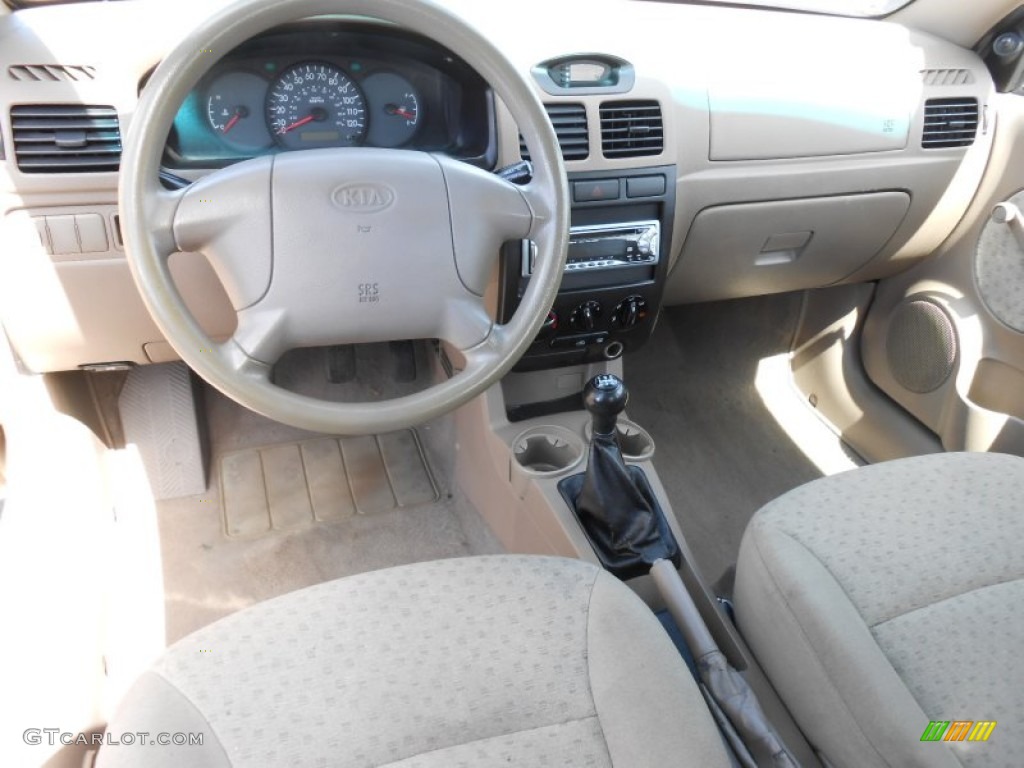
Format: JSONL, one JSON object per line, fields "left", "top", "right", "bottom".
{"left": 500, "top": 164, "right": 675, "bottom": 379}
{"left": 521, "top": 220, "right": 660, "bottom": 277}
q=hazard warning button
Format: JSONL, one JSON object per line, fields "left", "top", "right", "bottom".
{"left": 573, "top": 179, "right": 620, "bottom": 203}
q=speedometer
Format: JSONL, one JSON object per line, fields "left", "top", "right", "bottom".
{"left": 266, "top": 62, "right": 367, "bottom": 150}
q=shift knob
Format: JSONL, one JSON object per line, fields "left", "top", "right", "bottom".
{"left": 584, "top": 374, "right": 628, "bottom": 436}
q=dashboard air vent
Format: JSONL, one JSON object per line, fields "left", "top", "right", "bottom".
{"left": 922, "top": 98, "right": 979, "bottom": 149}
{"left": 8, "top": 64, "right": 97, "bottom": 82}
{"left": 519, "top": 103, "right": 589, "bottom": 161}
{"left": 921, "top": 69, "right": 974, "bottom": 87}
{"left": 11, "top": 104, "right": 121, "bottom": 173}
{"left": 600, "top": 101, "right": 663, "bottom": 158}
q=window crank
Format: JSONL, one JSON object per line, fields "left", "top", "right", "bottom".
{"left": 991, "top": 201, "right": 1024, "bottom": 252}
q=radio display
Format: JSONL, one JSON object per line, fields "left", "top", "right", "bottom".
{"left": 570, "top": 237, "right": 629, "bottom": 261}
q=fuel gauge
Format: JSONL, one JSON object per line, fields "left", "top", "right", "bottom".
{"left": 362, "top": 72, "right": 421, "bottom": 148}
{"left": 206, "top": 71, "right": 273, "bottom": 152}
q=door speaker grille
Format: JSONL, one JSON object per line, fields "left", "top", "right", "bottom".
{"left": 885, "top": 300, "right": 957, "bottom": 394}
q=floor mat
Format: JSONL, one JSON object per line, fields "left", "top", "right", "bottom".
{"left": 157, "top": 380, "right": 501, "bottom": 644}
{"left": 625, "top": 294, "right": 825, "bottom": 591}
{"left": 219, "top": 432, "right": 439, "bottom": 537}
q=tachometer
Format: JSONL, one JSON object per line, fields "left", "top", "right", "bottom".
{"left": 267, "top": 62, "right": 367, "bottom": 150}
{"left": 362, "top": 72, "right": 421, "bottom": 148}
{"left": 206, "top": 72, "right": 273, "bottom": 152}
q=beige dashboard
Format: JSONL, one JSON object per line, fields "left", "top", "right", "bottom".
{"left": 0, "top": 0, "right": 996, "bottom": 372}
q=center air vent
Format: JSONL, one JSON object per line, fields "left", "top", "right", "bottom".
{"left": 520, "top": 103, "right": 589, "bottom": 162}
{"left": 11, "top": 104, "right": 121, "bottom": 173}
{"left": 600, "top": 101, "right": 663, "bottom": 158}
{"left": 922, "top": 98, "right": 979, "bottom": 149}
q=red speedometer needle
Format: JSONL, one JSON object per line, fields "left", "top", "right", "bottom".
{"left": 221, "top": 111, "right": 241, "bottom": 134}
{"left": 385, "top": 104, "right": 415, "bottom": 120}
{"left": 278, "top": 114, "right": 315, "bottom": 135}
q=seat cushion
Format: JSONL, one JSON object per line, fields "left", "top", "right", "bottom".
{"left": 735, "top": 452, "right": 1024, "bottom": 768}
{"left": 98, "top": 555, "right": 729, "bottom": 768}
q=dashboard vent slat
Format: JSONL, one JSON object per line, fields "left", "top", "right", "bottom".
{"left": 921, "top": 68, "right": 974, "bottom": 87}
{"left": 922, "top": 98, "right": 979, "bottom": 149}
{"left": 8, "top": 64, "right": 97, "bottom": 82}
{"left": 600, "top": 101, "right": 663, "bottom": 158}
{"left": 11, "top": 104, "right": 121, "bottom": 173}
{"left": 519, "top": 103, "right": 589, "bottom": 162}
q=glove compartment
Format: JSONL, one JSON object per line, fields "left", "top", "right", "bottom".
{"left": 672, "top": 192, "right": 911, "bottom": 302}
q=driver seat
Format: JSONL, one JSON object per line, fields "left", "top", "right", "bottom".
{"left": 97, "top": 556, "right": 731, "bottom": 767}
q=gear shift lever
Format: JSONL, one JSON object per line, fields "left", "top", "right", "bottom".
{"left": 559, "top": 374, "right": 679, "bottom": 579}
{"left": 584, "top": 374, "right": 628, "bottom": 436}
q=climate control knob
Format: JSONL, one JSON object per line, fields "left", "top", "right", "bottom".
{"left": 612, "top": 296, "right": 648, "bottom": 329}
{"left": 535, "top": 310, "right": 559, "bottom": 341}
{"left": 569, "top": 301, "right": 603, "bottom": 332}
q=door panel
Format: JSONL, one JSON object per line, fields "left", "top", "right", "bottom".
{"left": 862, "top": 93, "right": 1024, "bottom": 454}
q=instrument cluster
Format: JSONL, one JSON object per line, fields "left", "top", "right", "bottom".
{"left": 166, "top": 24, "right": 493, "bottom": 168}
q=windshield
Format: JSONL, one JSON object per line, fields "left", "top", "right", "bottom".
{"left": 5, "top": 0, "right": 916, "bottom": 15}
{"left": 693, "top": 0, "right": 913, "bottom": 17}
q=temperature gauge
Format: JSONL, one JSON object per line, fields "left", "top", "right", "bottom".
{"left": 362, "top": 72, "right": 421, "bottom": 148}
{"left": 206, "top": 71, "right": 273, "bottom": 152}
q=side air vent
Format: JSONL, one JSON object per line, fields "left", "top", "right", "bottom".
{"left": 600, "top": 101, "right": 663, "bottom": 158}
{"left": 922, "top": 98, "right": 979, "bottom": 149}
{"left": 520, "top": 103, "right": 589, "bottom": 161}
{"left": 8, "top": 64, "right": 97, "bottom": 82}
{"left": 921, "top": 68, "right": 974, "bottom": 87}
{"left": 11, "top": 104, "right": 121, "bottom": 173}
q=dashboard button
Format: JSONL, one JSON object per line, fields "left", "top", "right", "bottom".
{"left": 550, "top": 332, "right": 608, "bottom": 349}
{"left": 626, "top": 175, "right": 666, "bottom": 198}
{"left": 550, "top": 334, "right": 589, "bottom": 349}
{"left": 46, "top": 215, "right": 79, "bottom": 255}
{"left": 31, "top": 217, "right": 52, "bottom": 254}
{"left": 76, "top": 214, "right": 109, "bottom": 253}
{"left": 573, "top": 179, "right": 620, "bottom": 203}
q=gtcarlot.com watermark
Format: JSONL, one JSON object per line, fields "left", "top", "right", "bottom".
{"left": 23, "top": 729, "right": 204, "bottom": 747}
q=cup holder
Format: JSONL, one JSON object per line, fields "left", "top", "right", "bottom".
{"left": 583, "top": 419, "right": 655, "bottom": 462}
{"left": 511, "top": 426, "right": 585, "bottom": 476}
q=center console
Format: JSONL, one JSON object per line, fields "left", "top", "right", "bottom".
{"left": 499, "top": 165, "right": 675, "bottom": 371}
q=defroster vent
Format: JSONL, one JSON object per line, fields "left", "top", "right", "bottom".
{"left": 922, "top": 98, "right": 979, "bottom": 149}
{"left": 8, "top": 64, "right": 97, "bottom": 82}
{"left": 11, "top": 104, "right": 121, "bottom": 173}
{"left": 519, "top": 103, "right": 589, "bottom": 161}
{"left": 600, "top": 101, "right": 663, "bottom": 158}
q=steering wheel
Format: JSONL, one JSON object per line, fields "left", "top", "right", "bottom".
{"left": 119, "top": 0, "right": 569, "bottom": 435}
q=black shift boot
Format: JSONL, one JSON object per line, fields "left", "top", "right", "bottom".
{"left": 559, "top": 374, "right": 680, "bottom": 579}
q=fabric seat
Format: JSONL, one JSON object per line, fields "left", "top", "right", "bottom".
{"left": 98, "top": 555, "right": 729, "bottom": 767}
{"left": 735, "top": 452, "right": 1024, "bottom": 768}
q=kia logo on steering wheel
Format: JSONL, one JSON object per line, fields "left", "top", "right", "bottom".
{"left": 331, "top": 183, "right": 396, "bottom": 212}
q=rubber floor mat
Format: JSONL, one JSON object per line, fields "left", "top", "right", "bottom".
{"left": 219, "top": 430, "right": 439, "bottom": 537}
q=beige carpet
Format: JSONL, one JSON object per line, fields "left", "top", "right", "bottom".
{"left": 157, "top": 349, "right": 501, "bottom": 644}
{"left": 625, "top": 293, "right": 825, "bottom": 592}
